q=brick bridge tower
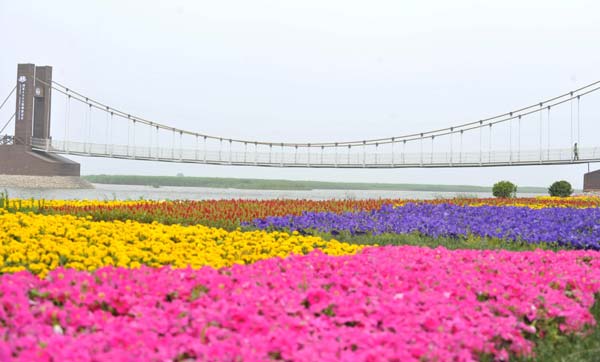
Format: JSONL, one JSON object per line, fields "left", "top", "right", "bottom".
{"left": 0, "top": 63, "right": 79, "bottom": 176}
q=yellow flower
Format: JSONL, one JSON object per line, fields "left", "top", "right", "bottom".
{"left": 0, "top": 212, "right": 364, "bottom": 277}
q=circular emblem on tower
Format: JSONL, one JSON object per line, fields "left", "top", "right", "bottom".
{"left": 18, "top": 75, "right": 27, "bottom": 83}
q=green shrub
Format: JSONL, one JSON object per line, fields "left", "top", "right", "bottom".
{"left": 548, "top": 180, "right": 573, "bottom": 197}
{"left": 492, "top": 181, "right": 517, "bottom": 198}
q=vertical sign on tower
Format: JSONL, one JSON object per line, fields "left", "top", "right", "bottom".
{"left": 14, "top": 64, "right": 35, "bottom": 146}
{"left": 17, "top": 75, "right": 26, "bottom": 122}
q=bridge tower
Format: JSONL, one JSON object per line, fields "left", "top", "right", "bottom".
{"left": 0, "top": 63, "right": 80, "bottom": 176}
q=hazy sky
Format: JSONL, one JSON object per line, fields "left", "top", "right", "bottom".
{"left": 1, "top": 0, "right": 600, "bottom": 187}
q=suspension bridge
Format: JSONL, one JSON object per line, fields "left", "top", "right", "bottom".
{"left": 1, "top": 63, "right": 600, "bottom": 188}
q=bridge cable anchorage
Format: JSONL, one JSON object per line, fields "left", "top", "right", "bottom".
{"left": 0, "top": 86, "right": 16, "bottom": 111}
{"left": 41, "top": 77, "right": 600, "bottom": 148}
{"left": 0, "top": 112, "right": 16, "bottom": 134}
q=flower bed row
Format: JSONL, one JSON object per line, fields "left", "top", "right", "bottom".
{"left": 248, "top": 203, "right": 600, "bottom": 249}
{"left": 1, "top": 246, "right": 599, "bottom": 361}
{"left": 2, "top": 196, "right": 600, "bottom": 230}
{"left": 0, "top": 211, "right": 362, "bottom": 278}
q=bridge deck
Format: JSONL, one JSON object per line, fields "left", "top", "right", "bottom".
{"left": 31, "top": 138, "right": 599, "bottom": 168}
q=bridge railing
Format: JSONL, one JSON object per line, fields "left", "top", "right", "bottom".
{"left": 30, "top": 138, "right": 598, "bottom": 167}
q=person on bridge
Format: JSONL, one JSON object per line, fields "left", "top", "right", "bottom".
{"left": 573, "top": 142, "right": 579, "bottom": 161}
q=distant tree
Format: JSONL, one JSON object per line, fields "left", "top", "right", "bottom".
{"left": 548, "top": 180, "right": 573, "bottom": 197}
{"left": 176, "top": 173, "right": 184, "bottom": 177}
{"left": 492, "top": 181, "right": 517, "bottom": 198}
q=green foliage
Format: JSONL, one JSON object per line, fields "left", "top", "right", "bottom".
{"left": 548, "top": 180, "right": 574, "bottom": 197}
{"left": 0, "top": 190, "right": 7, "bottom": 209}
{"left": 492, "top": 180, "right": 518, "bottom": 198}
{"left": 517, "top": 293, "right": 600, "bottom": 362}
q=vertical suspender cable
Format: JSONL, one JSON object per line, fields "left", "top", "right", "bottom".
{"left": 449, "top": 129, "right": 453, "bottom": 165}
{"left": 269, "top": 144, "right": 272, "bottom": 164}
{"left": 179, "top": 132, "right": 183, "bottom": 161}
{"left": 65, "top": 95, "right": 71, "bottom": 152}
{"left": 402, "top": 140, "right": 406, "bottom": 164}
{"left": 109, "top": 112, "right": 114, "bottom": 156}
{"left": 244, "top": 142, "right": 248, "bottom": 163}
{"left": 577, "top": 96, "right": 581, "bottom": 144}
{"left": 430, "top": 137, "right": 434, "bottom": 163}
{"left": 172, "top": 130, "right": 176, "bottom": 159}
{"left": 294, "top": 145, "right": 298, "bottom": 164}
{"left": 420, "top": 134, "right": 424, "bottom": 167}
{"left": 132, "top": 120, "right": 136, "bottom": 158}
{"left": 218, "top": 138, "right": 222, "bottom": 162}
{"left": 281, "top": 144, "right": 284, "bottom": 166}
{"left": 105, "top": 107, "right": 109, "bottom": 154}
{"left": 195, "top": 135, "right": 199, "bottom": 161}
{"left": 509, "top": 113, "right": 512, "bottom": 163}
{"left": 86, "top": 102, "right": 92, "bottom": 153}
{"left": 363, "top": 141, "right": 366, "bottom": 167}
{"left": 547, "top": 106, "right": 551, "bottom": 160}
{"left": 155, "top": 126, "right": 159, "bottom": 159}
{"left": 229, "top": 139, "right": 232, "bottom": 164}
{"left": 347, "top": 145, "right": 351, "bottom": 165}
{"left": 149, "top": 126, "right": 154, "bottom": 158}
{"left": 204, "top": 136, "right": 207, "bottom": 163}
{"left": 479, "top": 122, "right": 482, "bottom": 165}
{"left": 518, "top": 115, "right": 521, "bottom": 162}
{"left": 539, "top": 104, "right": 543, "bottom": 162}
{"left": 488, "top": 124, "right": 492, "bottom": 163}
{"left": 127, "top": 118, "right": 131, "bottom": 157}
{"left": 88, "top": 103, "right": 93, "bottom": 153}
{"left": 570, "top": 94, "right": 573, "bottom": 151}
{"left": 391, "top": 138, "right": 395, "bottom": 166}
{"left": 375, "top": 143, "right": 378, "bottom": 165}
{"left": 459, "top": 130, "right": 463, "bottom": 163}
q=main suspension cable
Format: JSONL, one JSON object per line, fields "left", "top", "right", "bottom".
{"left": 40, "top": 78, "right": 600, "bottom": 148}
{"left": 0, "top": 86, "right": 16, "bottom": 111}
{"left": 0, "top": 113, "right": 16, "bottom": 134}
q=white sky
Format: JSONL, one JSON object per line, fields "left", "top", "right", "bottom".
{"left": 1, "top": 0, "right": 600, "bottom": 188}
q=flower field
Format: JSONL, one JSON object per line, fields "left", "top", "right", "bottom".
{"left": 248, "top": 203, "right": 600, "bottom": 249}
{"left": 1, "top": 196, "right": 600, "bottom": 361}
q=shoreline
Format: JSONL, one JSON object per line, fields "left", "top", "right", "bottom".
{"left": 83, "top": 174, "right": 551, "bottom": 194}
{"left": 0, "top": 175, "right": 94, "bottom": 189}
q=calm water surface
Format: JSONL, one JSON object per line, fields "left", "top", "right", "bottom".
{"left": 3, "top": 184, "right": 544, "bottom": 200}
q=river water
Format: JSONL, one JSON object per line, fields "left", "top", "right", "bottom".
{"left": 2, "top": 184, "right": 545, "bottom": 200}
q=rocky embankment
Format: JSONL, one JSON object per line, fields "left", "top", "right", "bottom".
{"left": 0, "top": 175, "right": 93, "bottom": 189}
